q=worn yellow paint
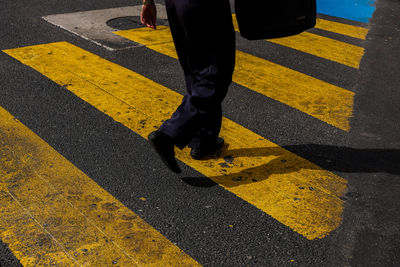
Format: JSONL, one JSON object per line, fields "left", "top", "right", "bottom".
{"left": 0, "top": 106, "right": 200, "bottom": 266}
{"left": 231, "top": 14, "right": 365, "bottom": 68}
{"left": 315, "top": 18, "right": 368, "bottom": 40}
{"left": 268, "top": 32, "right": 364, "bottom": 68}
{"left": 115, "top": 26, "right": 354, "bottom": 131}
{"left": 231, "top": 14, "right": 368, "bottom": 40}
{"left": 4, "top": 42, "right": 347, "bottom": 239}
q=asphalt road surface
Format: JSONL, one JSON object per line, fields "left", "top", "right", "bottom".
{"left": 1, "top": 0, "right": 399, "bottom": 266}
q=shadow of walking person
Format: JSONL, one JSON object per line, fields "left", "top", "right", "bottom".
{"left": 182, "top": 144, "right": 400, "bottom": 188}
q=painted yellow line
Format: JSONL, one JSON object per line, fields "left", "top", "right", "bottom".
{"left": 231, "top": 14, "right": 368, "bottom": 40}
{"left": 0, "top": 106, "right": 199, "bottom": 265}
{"left": 315, "top": 18, "right": 368, "bottom": 40}
{"left": 115, "top": 26, "right": 354, "bottom": 131}
{"left": 267, "top": 32, "right": 364, "bottom": 68}
{"left": 231, "top": 15, "right": 364, "bottom": 68}
{"left": 4, "top": 42, "right": 347, "bottom": 240}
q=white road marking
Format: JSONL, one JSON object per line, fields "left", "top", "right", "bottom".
{"left": 42, "top": 5, "right": 168, "bottom": 51}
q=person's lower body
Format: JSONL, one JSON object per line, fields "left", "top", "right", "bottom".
{"left": 149, "top": 0, "right": 235, "bottom": 172}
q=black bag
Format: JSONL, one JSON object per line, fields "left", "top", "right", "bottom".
{"left": 235, "top": 0, "right": 317, "bottom": 40}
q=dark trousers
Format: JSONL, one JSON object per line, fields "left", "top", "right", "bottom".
{"left": 160, "top": 0, "right": 236, "bottom": 150}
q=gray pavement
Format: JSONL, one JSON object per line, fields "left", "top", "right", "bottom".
{"left": 0, "top": 0, "right": 399, "bottom": 265}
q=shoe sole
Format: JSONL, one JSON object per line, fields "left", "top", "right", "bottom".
{"left": 190, "top": 138, "right": 225, "bottom": 160}
{"left": 148, "top": 135, "right": 182, "bottom": 174}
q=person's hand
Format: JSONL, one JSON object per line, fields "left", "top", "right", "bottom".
{"left": 141, "top": 1, "right": 157, "bottom": 30}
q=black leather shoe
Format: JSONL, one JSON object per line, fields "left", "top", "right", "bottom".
{"left": 190, "top": 137, "right": 225, "bottom": 160}
{"left": 148, "top": 130, "right": 181, "bottom": 174}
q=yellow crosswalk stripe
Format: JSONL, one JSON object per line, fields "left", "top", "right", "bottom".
{"left": 0, "top": 106, "right": 200, "bottom": 266}
{"left": 268, "top": 32, "right": 364, "bottom": 68}
{"left": 231, "top": 14, "right": 368, "bottom": 40}
{"left": 4, "top": 42, "right": 347, "bottom": 240}
{"left": 115, "top": 26, "right": 354, "bottom": 131}
{"left": 231, "top": 15, "right": 365, "bottom": 68}
{"left": 315, "top": 18, "right": 368, "bottom": 40}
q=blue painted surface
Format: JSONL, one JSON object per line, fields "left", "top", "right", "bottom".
{"left": 317, "top": 0, "right": 376, "bottom": 23}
